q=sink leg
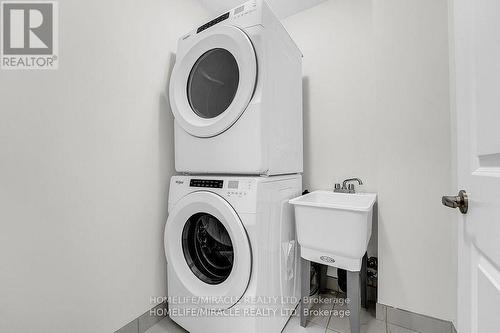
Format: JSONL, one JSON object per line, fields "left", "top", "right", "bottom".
{"left": 361, "top": 253, "right": 368, "bottom": 309}
{"left": 300, "top": 256, "right": 310, "bottom": 327}
{"left": 347, "top": 270, "right": 361, "bottom": 333}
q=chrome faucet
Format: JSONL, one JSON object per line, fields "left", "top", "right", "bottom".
{"left": 334, "top": 178, "right": 363, "bottom": 194}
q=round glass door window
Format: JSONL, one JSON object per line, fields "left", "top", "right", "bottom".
{"left": 182, "top": 213, "right": 234, "bottom": 285}
{"left": 187, "top": 48, "right": 240, "bottom": 119}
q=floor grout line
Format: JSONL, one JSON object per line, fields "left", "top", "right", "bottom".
{"left": 324, "top": 311, "right": 332, "bottom": 333}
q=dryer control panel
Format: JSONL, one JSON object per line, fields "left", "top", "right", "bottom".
{"left": 232, "top": 1, "right": 257, "bottom": 19}
{"left": 194, "top": 0, "right": 258, "bottom": 35}
{"left": 181, "top": 0, "right": 262, "bottom": 40}
{"left": 196, "top": 12, "right": 230, "bottom": 34}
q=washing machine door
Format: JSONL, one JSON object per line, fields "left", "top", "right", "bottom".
{"left": 169, "top": 25, "right": 257, "bottom": 138}
{"left": 164, "top": 191, "right": 251, "bottom": 309}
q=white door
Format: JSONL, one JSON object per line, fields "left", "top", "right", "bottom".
{"left": 169, "top": 25, "right": 257, "bottom": 138}
{"left": 164, "top": 191, "right": 251, "bottom": 309}
{"left": 452, "top": 0, "right": 500, "bottom": 332}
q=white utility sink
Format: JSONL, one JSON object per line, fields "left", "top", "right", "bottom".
{"left": 289, "top": 191, "right": 377, "bottom": 271}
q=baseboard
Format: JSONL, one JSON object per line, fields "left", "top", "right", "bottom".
{"left": 376, "top": 303, "right": 453, "bottom": 333}
{"left": 115, "top": 302, "right": 168, "bottom": 333}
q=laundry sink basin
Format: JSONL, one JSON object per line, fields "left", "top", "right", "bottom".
{"left": 289, "top": 191, "right": 377, "bottom": 271}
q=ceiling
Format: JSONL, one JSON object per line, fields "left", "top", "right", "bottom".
{"left": 196, "top": 0, "right": 327, "bottom": 19}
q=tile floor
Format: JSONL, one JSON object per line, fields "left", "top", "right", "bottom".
{"left": 145, "top": 292, "right": 420, "bottom": 333}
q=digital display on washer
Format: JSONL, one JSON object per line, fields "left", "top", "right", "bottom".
{"left": 227, "top": 181, "right": 239, "bottom": 189}
{"left": 189, "top": 179, "right": 224, "bottom": 188}
{"left": 197, "top": 12, "right": 230, "bottom": 34}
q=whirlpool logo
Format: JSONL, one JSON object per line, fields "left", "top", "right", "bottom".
{"left": 1, "top": 1, "right": 58, "bottom": 69}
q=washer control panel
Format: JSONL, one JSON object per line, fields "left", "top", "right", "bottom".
{"left": 169, "top": 175, "right": 261, "bottom": 213}
{"left": 189, "top": 179, "right": 223, "bottom": 188}
{"left": 225, "top": 179, "right": 253, "bottom": 197}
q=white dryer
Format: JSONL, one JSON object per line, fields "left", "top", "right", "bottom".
{"left": 169, "top": 0, "right": 303, "bottom": 176}
{"left": 164, "top": 175, "right": 302, "bottom": 333}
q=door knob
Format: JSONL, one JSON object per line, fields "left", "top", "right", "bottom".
{"left": 442, "top": 190, "right": 468, "bottom": 214}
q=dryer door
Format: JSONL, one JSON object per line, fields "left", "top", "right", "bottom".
{"left": 164, "top": 191, "right": 251, "bottom": 309}
{"left": 169, "top": 25, "right": 257, "bottom": 138}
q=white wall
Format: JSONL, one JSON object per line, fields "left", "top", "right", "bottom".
{"left": 0, "top": 1, "right": 207, "bottom": 332}
{"left": 284, "top": 0, "right": 455, "bottom": 322}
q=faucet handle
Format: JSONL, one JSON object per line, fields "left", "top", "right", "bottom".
{"left": 334, "top": 183, "right": 341, "bottom": 191}
{"left": 348, "top": 184, "right": 355, "bottom": 193}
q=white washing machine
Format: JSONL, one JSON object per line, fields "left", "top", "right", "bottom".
{"left": 164, "top": 175, "right": 302, "bottom": 333}
{"left": 169, "top": 0, "right": 303, "bottom": 176}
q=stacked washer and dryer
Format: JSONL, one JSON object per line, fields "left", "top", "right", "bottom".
{"left": 164, "top": 1, "right": 304, "bottom": 332}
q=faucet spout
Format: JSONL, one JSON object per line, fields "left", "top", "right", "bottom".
{"left": 342, "top": 178, "right": 363, "bottom": 188}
